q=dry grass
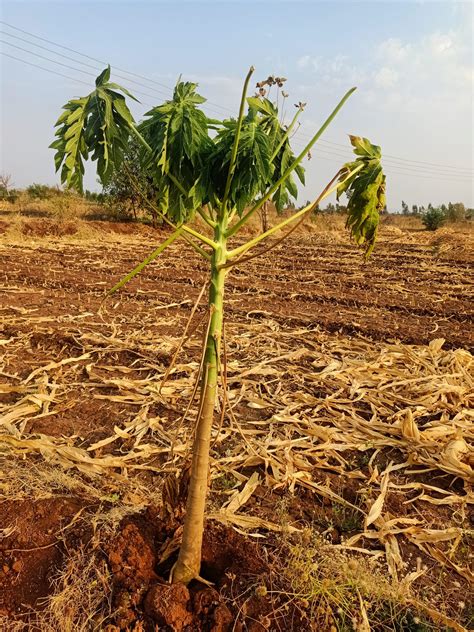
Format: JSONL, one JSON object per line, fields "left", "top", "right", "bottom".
{"left": 0, "top": 216, "right": 473, "bottom": 630}
{"left": 1, "top": 313, "right": 472, "bottom": 627}
{"left": 266, "top": 531, "right": 468, "bottom": 632}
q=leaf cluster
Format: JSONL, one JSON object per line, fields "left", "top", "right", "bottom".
{"left": 247, "top": 97, "right": 305, "bottom": 211}
{"left": 50, "top": 66, "right": 137, "bottom": 193}
{"left": 337, "top": 136, "right": 386, "bottom": 257}
{"left": 138, "top": 81, "right": 213, "bottom": 223}
{"left": 51, "top": 68, "right": 306, "bottom": 221}
{"left": 203, "top": 111, "right": 273, "bottom": 215}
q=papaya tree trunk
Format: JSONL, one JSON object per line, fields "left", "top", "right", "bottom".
{"left": 171, "top": 222, "right": 227, "bottom": 585}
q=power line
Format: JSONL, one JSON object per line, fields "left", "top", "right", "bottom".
{"left": 297, "top": 129, "right": 473, "bottom": 174}
{"left": 0, "top": 39, "right": 172, "bottom": 104}
{"left": 2, "top": 50, "right": 472, "bottom": 186}
{"left": 1, "top": 51, "right": 92, "bottom": 86}
{"left": 2, "top": 20, "right": 472, "bottom": 177}
{"left": 0, "top": 21, "right": 177, "bottom": 91}
{"left": 291, "top": 131, "right": 474, "bottom": 179}
{"left": 290, "top": 138, "right": 473, "bottom": 181}
{"left": 0, "top": 30, "right": 234, "bottom": 120}
{"left": 2, "top": 31, "right": 105, "bottom": 72}
{"left": 0, "top": 37, "right": 237, "bottom": 121}
{"left": 0, "top": 21, "right": 233, "bottom": 116}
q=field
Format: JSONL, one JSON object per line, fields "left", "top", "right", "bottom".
{"left": 0, "top": 213, "right": 473, "bottom": 631}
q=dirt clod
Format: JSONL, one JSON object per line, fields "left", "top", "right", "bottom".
{"left": 107, "top": 523, "right": 157, "bottom": 590}
{"left": 192, "top": 587, "right": 233, "bottom": 631}
{"left": 144, "top": 583, "right": 193, "bottom": 631}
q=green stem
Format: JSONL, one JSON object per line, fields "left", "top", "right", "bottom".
{"left": 121, "top": 164, "right": 212, "bottom": 259}
{"left": 127, "top": 121, "right": 153, "bottom": 154}
{"left": 197, "top": 207, "right": 217, "bottom": 229}
{"left": 107, "top": 228, "right": 183, "bottom": 295}
{"left": 172, "top": 221, "right": 228, "bottom": 585}
{"left": 220, "top": 66, "right": 255, "bottom": 216}
{"left": 226, "top": 164, "right": 363, "bottom": 261}
{"left": 226, "top": 87, "right": 357, "bottom": 238}
{"left": 271, "top": 106, "right": 303, "bottom": 161}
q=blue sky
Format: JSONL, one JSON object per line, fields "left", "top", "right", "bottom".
{"left": 1, "top": 1, "right": 473, "bottom": 209}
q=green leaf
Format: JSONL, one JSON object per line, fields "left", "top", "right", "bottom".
{"left": 106, "top": 82, "right": 140, "bottom": 102}
{"left": 204, "top": 114, "right": 273, "bottom": 215}
{"left": 51, "top": 68, "right": 139, "bottom": 193}
{"left": 139, "top": 80, "right": 213, "bottom": 223}
{"left": 337, "top": 136, "right": 386, "bottom": 258}
{"left": 95, "top": 65, "right": 111, "bottom": 87}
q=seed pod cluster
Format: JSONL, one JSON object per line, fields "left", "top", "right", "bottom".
{"left": 256, "top": 75, "right": 288, "bottom": 89}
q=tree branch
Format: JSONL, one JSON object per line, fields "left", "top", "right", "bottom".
{"left": 225, "top": 165, "right": 362, "bottom": 264}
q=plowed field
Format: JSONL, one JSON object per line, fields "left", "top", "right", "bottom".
{"left": 1, "top": 218, "right": 472, "bottom": 631}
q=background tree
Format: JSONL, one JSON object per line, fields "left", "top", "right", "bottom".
{"left": 0, "top": 173, "right": 19, "bottom": 203}
{"left": 84, "top": 190, "right": 107, "bottom": 204}
{"left": 401, "top": 200, "right": 409, "bottom": 215}
{"left": 26, "top": 183, "right": 60, "bottom": 200}
{"left": 0, "top": 173, "right": 12, "bottom": 193}
{"left": 446, "top": 202, "right": 466, "bottom": 223}
{"left": 102, "top": 135, "right": 161, "bottom": 223}
{"left": 51, "top": 65, "right": 385, "bottom": 585}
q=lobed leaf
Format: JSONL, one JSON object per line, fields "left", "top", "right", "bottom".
{"left": 139, "top": 81, "right": 213, "bottom": 223}
{"left": 246, "top": 95, "right": 305, "bottom": 213}
{"left": 337, "top": 136, "right": 386, "bottom": 258}
{"left": 50, "top": 67, "right": 139, "bottom": 193}
{"left": 204, "top": 113, "right": 274, "bottom": 215}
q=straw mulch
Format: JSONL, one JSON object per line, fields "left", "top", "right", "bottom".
{"left": 1, "top": 305, "right": 472, "bottom": 591}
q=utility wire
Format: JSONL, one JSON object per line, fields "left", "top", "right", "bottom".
{"left": 2, "top": 48, "right": 472, "bottom": 185}
{"left": 0, "top": 31, "right": 234, "bottom": 120}
{"left": 290, "top": 138, "right": 473, "bottom": 181}
{"left": 297, "top": 128, "right": 473, "bottom": 174}
{"left": 1, "top": 51, "right": 92, "bottom": 86}
{"left": 1, "top": 39, "right": 171, "bottom": 103}
{"left": 2, "top": 20, "right": 472, "bottom": 176}
{"left": 0, "top": 21, "right": 232, "bottom": 116}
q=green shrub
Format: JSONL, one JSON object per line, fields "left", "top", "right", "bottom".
{"left": 26, "top": 183, "right": 59, "bottom": 200}
{"left": 422, "top": 207, "right": 445, "bottom": 231}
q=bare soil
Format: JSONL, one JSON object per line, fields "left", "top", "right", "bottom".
{"left": 0, "top": 217, "right": 472, "bottom": 631}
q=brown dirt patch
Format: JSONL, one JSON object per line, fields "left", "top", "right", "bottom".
{"left": 21, "top": 219, "right": 78, "bottom": 238}
{"left": 0, "top": 497, "right": 90, "bottom": 617}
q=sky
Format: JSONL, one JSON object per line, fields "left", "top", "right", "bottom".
{"left": 1, "top": 0, "right": 473, "bottom": 211}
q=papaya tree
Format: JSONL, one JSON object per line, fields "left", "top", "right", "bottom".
{"left": 51, "top": 65, "right": 386, "bottom": 584}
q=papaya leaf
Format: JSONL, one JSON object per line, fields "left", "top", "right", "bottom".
{"left": 95, "top": 65, "right": 111, "bottom": 86}
{"left": 337, "top": 135, "right": 386, "bottom": 258}
{"left": 138, "top": 81, "right": 213, "bottom": 222}
{"left": 244, "top": 96, "right": 305, "bottom": 213}
{"left": 205, "top": 114, "right": 273, "bottom": 215}
{"left": 50, "top": 68, "right": 138, "bottom": 193}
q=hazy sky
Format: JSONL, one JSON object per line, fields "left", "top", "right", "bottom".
{"left": 1, "top": 0, "right": 473, "bottom": 210}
